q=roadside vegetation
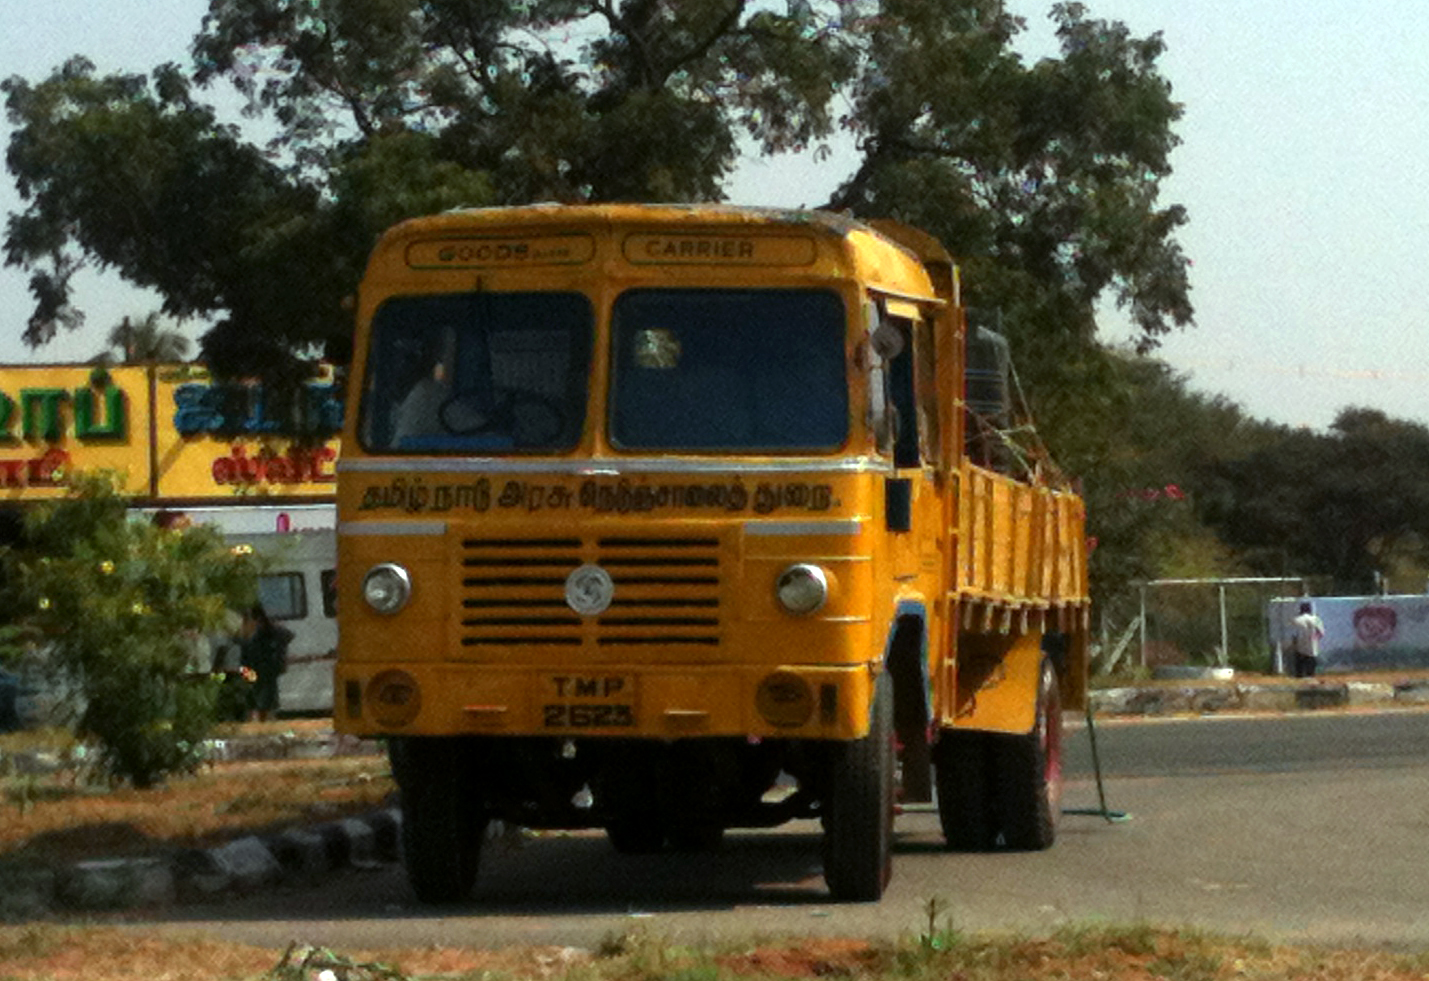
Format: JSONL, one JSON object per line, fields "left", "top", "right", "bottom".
{"left": 0, "top": 919, "right": 1427, "bottom": 981}
{"left": 0, "top": 723, "right": 393, "bottom": 867}
{"left": 0, "top": 473, "right": 259, "bottom": 790}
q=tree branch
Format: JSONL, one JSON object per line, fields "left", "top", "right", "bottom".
{"left": 660, "top": 1, "right": 748, "bottom": 83}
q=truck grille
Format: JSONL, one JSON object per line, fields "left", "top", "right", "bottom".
{"left": 459, "top": 535, "right": 722, "bottom": 649}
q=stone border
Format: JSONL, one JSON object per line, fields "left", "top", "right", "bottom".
{"left": 1, "top": 807, "right": 400, "bottom": 918}
{"left": 0, "top": 730, "right": 390, "bottom": 919}
{"left": 1091, "top": 679, "right": 1429, "bottom": 716}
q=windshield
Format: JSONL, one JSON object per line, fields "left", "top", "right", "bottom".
{"left": 360, "top": 292, "right": 592, "bottom": 453}
{"left": 610, "top": 289, "right": 848, "bottom": 452}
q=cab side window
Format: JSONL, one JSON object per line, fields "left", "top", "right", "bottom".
{"left": 886, "top": 323, "right": 919, "bottom": 468}
{"left": 868, "top": 300, "right": 937, "bottom": 469}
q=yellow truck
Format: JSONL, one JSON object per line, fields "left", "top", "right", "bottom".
{"left": 333, "top": 204, "right": 1090, "bottom": 902}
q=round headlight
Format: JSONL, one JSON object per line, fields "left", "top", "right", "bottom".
{"left": 362, "top": 563, "right": 411, "bottom": 615}
{"left": 775, "top": 563, "right": 829, "bottom": 615}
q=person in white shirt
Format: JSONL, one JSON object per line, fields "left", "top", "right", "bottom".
{"left": 1287, "top": 601, "right": 1325, "bottom": 678}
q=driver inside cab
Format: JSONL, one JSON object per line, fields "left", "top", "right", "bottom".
{"left": 392, "top": 327, "right": 459, "bottom": 446}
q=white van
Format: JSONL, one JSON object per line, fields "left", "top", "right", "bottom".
{"left": 158, "top": 505, "right": 338, "bottom": 716}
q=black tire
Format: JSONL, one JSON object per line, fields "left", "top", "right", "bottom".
{"left": 988, "top": 655, "right": 1063, "bottom": 850}
{"left": 933, "top": 729, "right": 996, "bottom": 851}
{"left": 822, "top": 672, "right": 895, "bottom": 901}
{"left": 667, "top": 824, "right": 725, "bottom": 853}
{"left": 606, "top": 817, "right": 666, "bottom": 854}
{"left": 395, "top": 739, "right": 484, "bottom": 903}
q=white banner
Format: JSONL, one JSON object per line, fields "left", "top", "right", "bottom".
{"left": 1268, "top": 596, "right": 1429, "bottom": 672}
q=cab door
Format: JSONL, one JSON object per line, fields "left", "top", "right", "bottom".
{"left": 873, "top": 301, "right": 944, "bottom": 592}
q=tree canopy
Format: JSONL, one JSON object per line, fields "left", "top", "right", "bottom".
{"left": 1198, "top": 408, "right": 1429, "bottom": 595}
{"left": 4, "top": 0, "right": 1192, "bottom": 381}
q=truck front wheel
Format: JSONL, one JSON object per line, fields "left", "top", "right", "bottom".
{"left": 393, "top": 738, "right": 485, "bottom": 903}
{"left": 821, "top": 672, "right": 894, "bottom": 901}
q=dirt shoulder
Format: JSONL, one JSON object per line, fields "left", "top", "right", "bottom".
{"left": 0, "top": 722, "right": 393, "bottom": 868}
{"left": 1, "top": 922, "right": 1427, "bottom": 981}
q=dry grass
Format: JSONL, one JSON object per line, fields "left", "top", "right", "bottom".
{"left": 0, "top": 723, "right": 394, "bottom": 868}
{"left": 1, "top": 924, "right": 1428, "bottom": 981}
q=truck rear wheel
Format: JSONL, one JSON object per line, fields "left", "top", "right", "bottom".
{"left": 393, "top": 739, "right": 484, "bottom": 903}
{"left": 988, "top": 655, "right": 1063, "bottom": 850}
{"left": 822, "top": 672, "right": 894, "bottom": 901}
{"left": 933, "top": 729, "right": 996, "bottom": 851}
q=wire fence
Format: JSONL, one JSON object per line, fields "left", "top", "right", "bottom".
{"left": 1093, "top": 578, "right": 1309, "bottom": 675}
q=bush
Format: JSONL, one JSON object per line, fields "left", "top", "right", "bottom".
{"left": 1, "top": 473, "right": 257, "bottom": 788}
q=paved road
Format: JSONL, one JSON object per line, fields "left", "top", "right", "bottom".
{"left": 130, "top": 710, "right": 1429, "bottom": 949}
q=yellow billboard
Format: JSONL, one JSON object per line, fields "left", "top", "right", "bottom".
{"left": 0, "top": 364, "right": 341, "bottom": 504}
{"left": 151, "top": 365, "right": 341, "bottom": 501}
{"left": 0, "top": 365, "right": 151, "bottom": 501}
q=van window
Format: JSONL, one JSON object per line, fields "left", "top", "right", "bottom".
{"left": 320, "top": 569, "right": 337, "bottom": 618}
{"left": 258, "top": 572, "right": 307, "bottom": 621}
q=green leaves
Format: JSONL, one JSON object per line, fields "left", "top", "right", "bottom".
{"left": 831, "top": 1, "right": 1190, "bottom": 351}
{"left": 1203, "top": 409, "right": 1429, "bottom": 593}
{"left": 3, "top": 58, "right": 307, "bottom": 354}
{"left": 3, "top": 472, "right": 258, "bottom": 787}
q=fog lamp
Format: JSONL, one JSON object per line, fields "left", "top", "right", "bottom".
{"left": 756, "top": 671, "right": 814, "bottom": 728}
{"left": 367, "top": 670, "right": 421, "bottom": 728}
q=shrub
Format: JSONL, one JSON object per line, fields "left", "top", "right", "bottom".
{"left": 2, "top": 472, "right": 258, "bottom": 788}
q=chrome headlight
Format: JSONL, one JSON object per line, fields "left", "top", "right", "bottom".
{"left": 362, "top": 563, "right": 412, "bottom": 615}
{"left": 775, "top": 563, "right": 829, "bottom": 615}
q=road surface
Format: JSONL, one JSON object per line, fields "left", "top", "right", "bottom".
{"left": 122, "top": 710, "right": 1429, "bottom": 949}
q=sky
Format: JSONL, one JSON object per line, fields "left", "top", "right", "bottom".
{"left": 2, "top": 0, "right": 1427, "bottom": 432}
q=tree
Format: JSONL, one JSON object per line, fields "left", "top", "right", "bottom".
{"left": 2, "top": 473, "right": 258, "bottom": 787}
{"left": 1200, "top": 408, "right": 1429, "bottom": 594}
{"left": 831, "top": 2, "right": 1191, "bottom": 348}
{"left": 95, "top": 311, "right": 193, "bottom": 365}
{"left": 4, "top": 1, "right": 1190, "bottom": 383}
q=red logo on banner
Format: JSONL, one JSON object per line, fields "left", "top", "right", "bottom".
{"left": 1353, "top": 605, "right": 1398, "bottom": 645}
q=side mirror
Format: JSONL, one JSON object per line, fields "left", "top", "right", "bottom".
{"left": 870, "top": 322, "right": 905, "bottom": 361}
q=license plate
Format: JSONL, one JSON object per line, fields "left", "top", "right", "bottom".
{"left": 541, "top": 674, "right": 636, "bottom": 728}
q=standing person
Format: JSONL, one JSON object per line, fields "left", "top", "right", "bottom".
{"left": 1287, "top": 601, "right": 1325, "bottom": 678}
{"left": 239, "top": 604, "right": 294, "bottom": 722}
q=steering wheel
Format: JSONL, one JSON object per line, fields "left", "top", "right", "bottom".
{"left": 438, "top": 388, "right": 566, "bottom": 446}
